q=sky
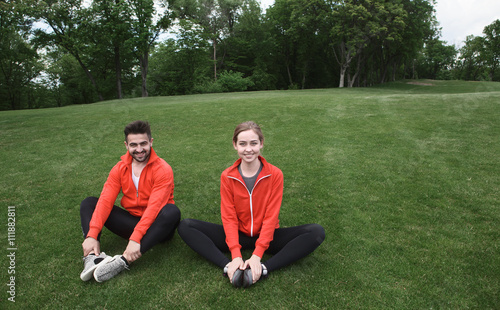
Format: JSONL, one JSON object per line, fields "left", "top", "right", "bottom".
{"left": 434, "top": 0, "right": 500, "bottom": 47}
{"left": 258, "top": 0, "right": 500, "bottom": 48}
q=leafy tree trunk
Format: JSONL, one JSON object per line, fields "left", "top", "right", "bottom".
{"left": 348, "top": 53, "right": 363, "bottom": 87}
{"left": 139, "top": 51, "right": 149, "bottom": 97}
{"left": 286, "top": 62, "right": 294, "bottom": 87}
{"left": 339, "top": 64, "right": 348, "bottom": 88}
{"left": 392, "top": 57, "right": 401, "bottom": 81}
{"left": 74, "top": 53, "right": 104, "bottom": 101}
{"left": 213, "top": 38, "right": 217, "bottom": 81}
{"left": 114, "top": 45, "right": 123, "bottom": 99}
{"left": 301, "top": 62, "right": 307, "bottom": 89}
{"left": 334, "top": 42, "right": 355, "bottom": 88}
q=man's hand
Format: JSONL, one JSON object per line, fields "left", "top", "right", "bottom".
{"left": 82, "top": 237, "right": 100, "bottom": 257}
{"left": 227, "top": 257, "right": 244, "bottom": 283}
{"left": 123, "top": 240, "right": 142, "bottom": 263}
{"left": 243, "top": 254, "right": 262, "bottom": 283}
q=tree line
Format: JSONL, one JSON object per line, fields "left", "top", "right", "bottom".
{"left": 1, "top": 0, "right": 499, "bottom": 110}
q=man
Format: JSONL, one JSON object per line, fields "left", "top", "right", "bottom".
{"left": 79, "top": 120, "right": 180, "bottom": 282}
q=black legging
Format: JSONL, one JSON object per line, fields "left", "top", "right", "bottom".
{"left": 177, "top": 218, "right": 325, "bottom": 272}
{"left": 80, "top": 196, "right": 181, "bottom": 254}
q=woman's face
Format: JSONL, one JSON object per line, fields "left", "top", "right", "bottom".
{"left": 233, "top": 129, "right": 263, "bottom": 164}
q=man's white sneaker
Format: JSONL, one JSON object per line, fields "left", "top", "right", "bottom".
{"left": 93, "top": 255, "right": 129, "bottom": 282}
{"left": 80, "top": 252, "right": 112, "bottom": 281}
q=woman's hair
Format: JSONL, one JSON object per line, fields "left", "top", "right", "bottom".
{"left": 124, "top": 120, "right": 152, "bottom": 142}
{"left": 232, "top": 121, "right": 264, "bottom": 144}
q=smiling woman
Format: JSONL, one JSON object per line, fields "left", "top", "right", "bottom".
{"left": 177, "top": 120, "right": 325, "bottom": 288}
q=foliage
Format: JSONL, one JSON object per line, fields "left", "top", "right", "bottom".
{"left": 451, "top": 19, "right": 500, "bottom": 82}
{"left": 148, "top": 21, "right": 212, "bottom": 96}
{"left": 4, "top": 0, "right": 500, "bottom": 110}
{"left": 416, "top": 37, "right": 457, "bottom": 80}
{"left": 0, "top": 0, "right": 43, "bottom": 110}
{"left": 216, "top": 70, "right": 254, "bottom": 91}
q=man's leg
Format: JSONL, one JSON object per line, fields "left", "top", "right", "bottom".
{"left": 139, "top": 204, "right": 180, "bottom": 253}
{"left": 82, "top": 198, "right": 180, "bottom": 253}
{"left": 92, "top": 203, "right": 180, "bottom": 282}
{"left": 80, "top": 196, "right": 100, "bottom": 240}
{"left": 79, "top": 197, "right": 111, "bottom": 281}
{"left": 102, "top": 203, "right": 180, "bottom": 253}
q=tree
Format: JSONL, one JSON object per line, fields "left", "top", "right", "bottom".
{"left": 127, "top": 0, "right": 175, "bottom": 97}
{"left": 0, "top": 0, "right": 43, "bottom": 109}
{"left": 454, "top": 35, "right": 486, "bottom": 81}
{"left": 419, "top": 37, "right": 456, "bottom": 79}
{"left": 32, "top": 0, "right": 105, "bottom": 101}
{"left": 148, "top": 20, "right": 211, "bottom": 95}
{"left": 288, "top": 0, "right": 330, "bottom": 89}
{"left": 483, "top": 19, "right": 500, "bottom": 81}
{"left": 329, "top": 0, "right": 408, "bottom": 88}
{"left": 90, "top": 0, "right": 135, "bottom": 99}
{"left": 375, "top": 0, "right": 434, "bottom": 84}
{"left": 266, "top": 0, "right": 297, "bottom": 88}
{"left": 44, "top": 48, "right": 97, "bottom": 105}
{"left": 172, "top": 0, "right": 244, "bottom": 81}
{"left": 224, "top": 0, "right": 277, "bottom": 90}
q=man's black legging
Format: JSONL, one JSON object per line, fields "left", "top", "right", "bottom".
{"left": 80, "top": 196, "right": 181, "bottom": 254}
{"left": 177, "top": 218, "right": 325, "bottom": 272}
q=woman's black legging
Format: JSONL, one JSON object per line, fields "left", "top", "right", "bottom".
{"left": 80, "top": 196, "right": 181, "bottom": 254}
{"left": 177, "top": 218, "right": 325, "bottom": 272}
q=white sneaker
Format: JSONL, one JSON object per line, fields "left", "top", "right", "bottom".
{"left": 93, "top": 255, "right": 129, "bottom": 282}
{"left": 80, "top": 252, "right": 112, "bottom": 281}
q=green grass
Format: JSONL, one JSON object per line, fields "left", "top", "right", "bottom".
{"left": 1, "top": 79, "right": 499, "bottom": 309}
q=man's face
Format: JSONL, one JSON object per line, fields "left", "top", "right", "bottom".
{"left": 125, "top": 133, "right": 152, "bottom": 163}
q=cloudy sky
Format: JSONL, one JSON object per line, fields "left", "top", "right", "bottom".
{"left": 434, "top": 0, "right": 500, "bottom": 46}
{"left": 258, "top": 0, "right": 500, "bottom": 47}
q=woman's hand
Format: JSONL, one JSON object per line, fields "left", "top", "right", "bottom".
{"left": 244, "top": 254, "right": 262, "bottom": 283}
{"left": 227, "top": 257, "right": 244, "bottom": 283}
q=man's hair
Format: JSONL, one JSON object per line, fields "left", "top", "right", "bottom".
{"left": 124, "top": 120, "right": 152, "bottom": 142}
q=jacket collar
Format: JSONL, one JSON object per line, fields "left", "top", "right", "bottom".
{"left": 121, "top": 147, "right": 159, "bottom": 166}
{"left": 227, "top": 155, "right": 271, "bottom": 178}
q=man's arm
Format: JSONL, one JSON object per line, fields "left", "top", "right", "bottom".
{"left": 84, "top": 165, "right": 122, "bottom": 248}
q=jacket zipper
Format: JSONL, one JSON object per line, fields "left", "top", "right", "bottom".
{"left": 228, "top": 174, "right": 271, "bottom": 237}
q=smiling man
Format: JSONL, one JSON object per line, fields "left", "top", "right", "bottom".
{"left": 79, "top": 120, "right": 180, "bottom": 282}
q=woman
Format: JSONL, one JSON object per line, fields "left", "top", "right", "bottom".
{"left": 178, "top": 121, "right": 325, "bottom": 287}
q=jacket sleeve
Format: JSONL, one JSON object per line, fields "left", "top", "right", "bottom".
{"left": 253, "top": 168, "right": 283, "bottom": 258}
{"left": 220, "top": 173, "right": 242, "bottom": 259}
{"left": 87, "top": 165, "right": 122, "bottom": 240}
{"left": 129, "top": 163, "right": 174, "bottom": 243}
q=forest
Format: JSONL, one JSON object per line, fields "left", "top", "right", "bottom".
{"left": 1, "top": 0, "right": 499, "bottom": 110}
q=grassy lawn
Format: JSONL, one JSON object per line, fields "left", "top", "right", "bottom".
{"left": 1, "top": 80, "right": 499, "bottom": 309}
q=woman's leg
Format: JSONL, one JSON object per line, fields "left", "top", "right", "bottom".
{"left": 178, "top": 219, "right": 231, "bottom": 268}
{"left": 263, "top": 224, "right": 325, "bottom": 272}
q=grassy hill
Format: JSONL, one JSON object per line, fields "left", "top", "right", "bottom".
{"left": 1, "top": 80, "right": 499, "bottom": 309}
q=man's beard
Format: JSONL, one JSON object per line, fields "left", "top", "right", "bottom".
{"left": 132, "top": 150, "right": 150, "bottom": 162}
